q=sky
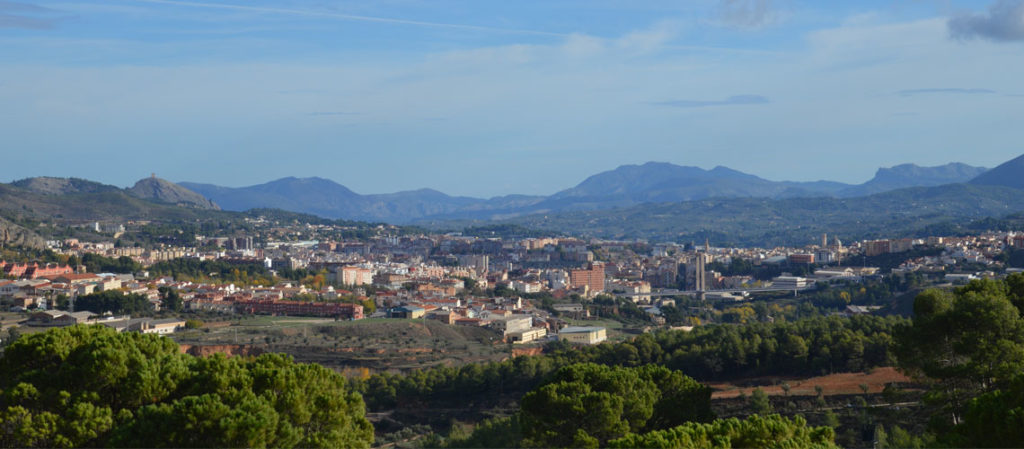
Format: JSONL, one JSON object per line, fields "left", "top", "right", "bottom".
{"left": 2, "top": 0, "right": 1024, "bottom": 197}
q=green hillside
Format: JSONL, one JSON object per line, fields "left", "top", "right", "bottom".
{"left": 0, "top": 183, "right": 232, "bottom": 223}
{"left": 496, "top": 183, "right": 1024, "bottom": 247}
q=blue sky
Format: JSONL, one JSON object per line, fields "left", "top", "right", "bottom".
{"left": 2, "top": 0, "right": 1023, "bottom": 197}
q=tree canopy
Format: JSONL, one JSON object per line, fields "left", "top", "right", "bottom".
{"left": 0, "top": 325, "right": 373, "bottom": 448}
{"left": 518, "top": 363, "right": 712, "bottom": 447}
{"left": 894, "top": 277, "right": 1024, "bottom": 425}
{"left": 74, "top": 290, "right": 154, "bottom": 316}
{"left": 607, "top": 414, "right": 839, "bottom": 449}
{"left": 894, "top": 274, "right": 1024, "bottom": 445}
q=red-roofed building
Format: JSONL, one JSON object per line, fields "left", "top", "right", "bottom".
{"left": 454, "top": 317, "right": 483, "bottom": 326}
{"left": 234, "top": 299, "right": 363, "bottom": 319}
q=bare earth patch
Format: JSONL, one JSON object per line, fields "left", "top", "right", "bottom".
{"left": 708, "top": 367, "right": 911, "bottom": 399}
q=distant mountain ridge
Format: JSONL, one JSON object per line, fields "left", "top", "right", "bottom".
{"left": 547, "top": 162, "right": 850, "bottom": 202}
{"left": 495, "top": 183, "right": 1024, "bottom": 247}
{"left": 0, "top": 153, "right": 1022, "bottom": 249}
{"left": 11, "top": 177, "right": 121, "bottom": 195}
{"left": 839, "top": 162, "right": 988, "bottom": 197}
{"left": 179, "top": 177, "right": 531, "bottom": 222}
{"left": 180, "top": 159, "right": 993, "bottom": 223}
{"left": 970, "top": 154, "right": 1024, "bottom": 190}
{"left": 12, "top": 176, "right": 219, "bottom": 211}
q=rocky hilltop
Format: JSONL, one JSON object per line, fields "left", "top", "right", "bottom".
{"left": 128, "top": 176, "right": 220, "bottom": 210}
{"left": 0, "top": 218, "right": 45, "bottom": 249}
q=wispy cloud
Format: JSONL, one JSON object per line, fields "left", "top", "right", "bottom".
{"left": 0, "top": 1, "right": 63, "bottom": 29}
{"left": 948, "top": 0, "right": 1024, "bottom": 42}
{"left": 128, "top": 0, "right": 567, "bottom": 37}
{"left": 898, "top": 88, "right": 996, "bottom": 96}
{"left": 654, "top": 95, "right": 770, "bottom": 108}
{"left": 717, "top": 0, "right": 777, "bottom": 29}
{"left": 308, "top": 111, "right": 361, "bottom": 116}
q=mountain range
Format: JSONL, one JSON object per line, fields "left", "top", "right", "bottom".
{"left": 179, "top": 160, "right": 991, "bottom": 223}
{"left": 499, "top": 183, "right": 1024, "bottom": 247}
{"left": 2, "top": 153, "right": 1024, "bottom": 249}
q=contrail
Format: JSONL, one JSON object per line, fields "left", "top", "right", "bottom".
{"left": 129, "top": 0, "right": 568, "bottom": 37}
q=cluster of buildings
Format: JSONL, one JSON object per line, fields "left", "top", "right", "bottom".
{"left": 0, "top": 272, "right": 149, "bottom": 311}
{"left": 12, "top": 215, "right": 1024, "bottom": 345}
{"left": 25, "top": 310, "right": 186, "bottom": 335}
{"left": 0, "top": 261, "right": 74, "bottom": 279}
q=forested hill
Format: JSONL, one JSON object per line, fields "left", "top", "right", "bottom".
{"left": 0, "top": 183, "right": 415, "bottom": 249}
{"left": 0, "top": 182, "right": 232, "bottom": 223}
{"left": 488, "top": 183, "right": 1024, "bottom": 247}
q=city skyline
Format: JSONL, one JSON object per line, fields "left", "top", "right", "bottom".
{"left": 3, "top": 0, "right": 1023, "bottom": 196}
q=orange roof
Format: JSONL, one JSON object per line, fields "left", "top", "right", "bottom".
{"left": 43, "top": 273, "right": 99, "bottom": 281}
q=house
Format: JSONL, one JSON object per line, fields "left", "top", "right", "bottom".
{"left": 552, "top": 303, "right": 589, "bottom": 319}
{"left": 558, "top": 326, "right": 607, "bottom": 345}
{"left": 25, "top": 310, "right": 95, "bottom": 327}
{"left": 454, "top": 317, "right": 483, "bottom": 327}
{"left": 771, "top": 276, "right": 810, "bottom": 289}
{"left": 946, "top": 273, "right": 977, "bottom": 283}
{"left": 840, "top": 305, "right": 883, "bottom": 316}
{"left": 388, "top": 306, "right": 425, "bottom": 319}
{"left": 507, "top": 327, "right": 547, "bottom": 344}
{"left": 426, "top": 310, "right": 457, "bottom": 324}
{"left": 234, "top": 299, "right": 363, "bottom": 319}
{"left": 48, "top": 273, "right": 102, "bottom": 286}
{"left": 130, "top": 318, "right": 187, "bottom": 335}
{"left": 187, "top": 299, "right": 237, "bottom": 314}
{"left": 489, "top": 315, "right": 533, "bottom": 339}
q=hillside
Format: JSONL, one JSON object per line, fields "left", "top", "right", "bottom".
{"left": 839, "top": 162, "right": 987, "bottom": 197}
{"left": 11, "top": 177, "right": 122, "bottom": 195}
{"left": 550, "top": 162, "right": 849, "bottom": 201}
{"left": 182, "top": 177, "right": 545, "bottom": 222}
{"left": 0, "top": 217, "right": 45, "bottom": 249}
{"left": 488, "top": 183, "right": 1024, "bottom": 247}
{"left": 0, "top": 182, "right": 231, "bottom": 224}
{"left": 128, "top": 176, "right": 220, "bottom": 210}
{"left": 970, "top": 153, "right": 1024, "bottom": 190}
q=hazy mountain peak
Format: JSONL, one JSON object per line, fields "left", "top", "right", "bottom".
{"left": 837, "top": 162, "right": 988, "bottom": 197}
{"left": 969, "top": 153, "right": 1024, "bottom": 190}
{"left": 169, "top": 156, "right": 1010, "bottom": 223}
{"left": 128, "top": 176, "right": 220, "bottom": 210}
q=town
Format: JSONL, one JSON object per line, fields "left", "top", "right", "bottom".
{"left": 3, "top": 213, "right": 1022, "bottom": 352}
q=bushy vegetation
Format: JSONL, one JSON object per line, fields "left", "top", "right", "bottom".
{"left": 434, "top": 363, "right": 835, "bottom": 449}
{"left": 354, "top": 315, "right": 903, "bottom": 417}
{"left": 75, "top": 290, "right": 154, "bottom": 316}
{"left": 893, "top": 274, "right": 1024, "bottom": 446}
{"left": 608, "top": 414, "right": 838, "bottom": 449}
{"left": 148, "top": 258, "right": 277, "bottom": 286}
{"left": 78, "top": 253, "right": 143, "bottom": 274}
{"left": 519, "top": 363, "right": 712, "bottom": 446}
{"left": 0, "top": 325, "right": 373, "bottom": 448}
